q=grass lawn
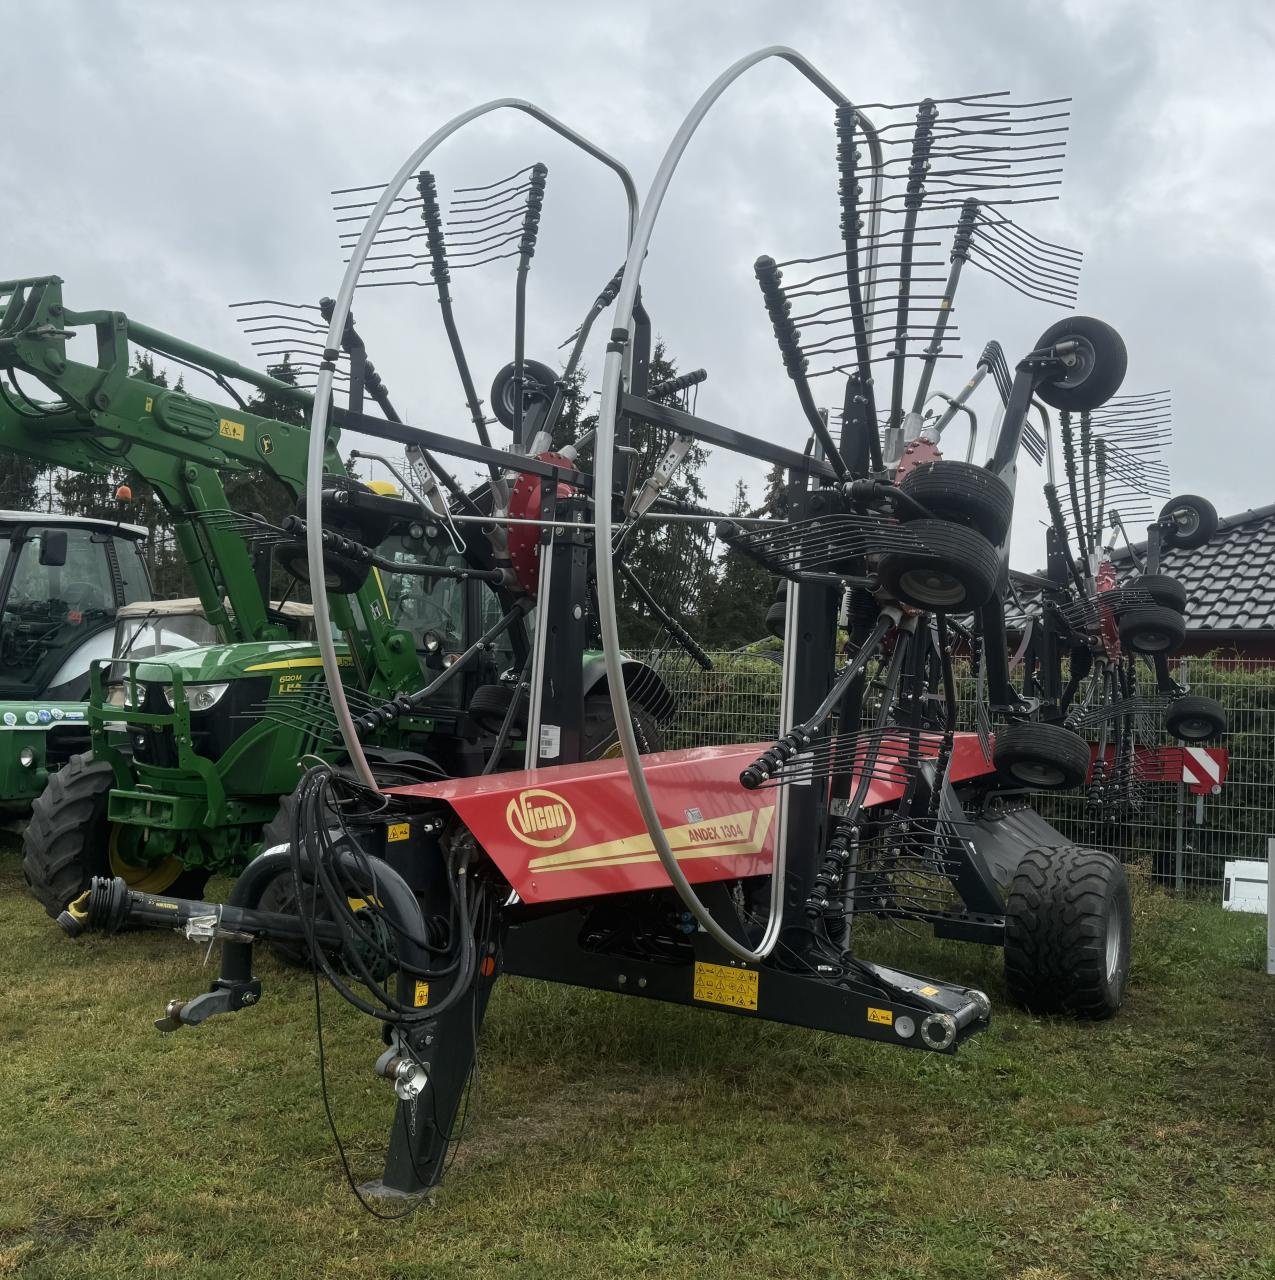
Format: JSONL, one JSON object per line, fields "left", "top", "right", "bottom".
{"left": 0, "top": 841, "right": 1272, "bottom": 1280}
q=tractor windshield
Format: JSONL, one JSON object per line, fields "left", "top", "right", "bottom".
{"left": 110, "top": 608, "right": 220, "bottom": 664}
{"left": 0, "top": 524, "right": 150, "bottom": 697}
{"left": 377, "top": 531, "right": 468, "bottom": 652}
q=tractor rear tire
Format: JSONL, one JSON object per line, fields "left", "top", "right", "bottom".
{"left": 993, "top": 721, "right": 1091, "bottom": 791}
{"left": 1118, "top": 604, "right": 1186, "bottom": 655}
{"left": 898, "top": 460, "right": 1014, "bottom": 544}
{"left": 468, "top": 683, "right": 529, "bottom": 734}
{"left": 1004, "top": 846, "right": 1131, "bottom": 1018}
{"left": 582, "top": 695, "right": 665, "bottom": 760}
{"left": 1166, "top": 695, "right": 1227, "bottom": 742}
{"left": 877, "top": 519, "right": 1001, "bottom": 611}
{"left": 22, "top": 752, "right": 209, "bottom": 919}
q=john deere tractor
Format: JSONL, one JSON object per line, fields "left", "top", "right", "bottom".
{"left": 1, "top": 274, "right": 670, "bottom": 914}
{"left": 0, "top": 510, "right": 152, "bottom": 815}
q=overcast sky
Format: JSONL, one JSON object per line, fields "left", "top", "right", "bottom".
{"left": 4, "top": 0, "right": 1273, "bottom": 567}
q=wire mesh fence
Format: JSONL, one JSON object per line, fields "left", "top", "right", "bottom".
{"left": 643, "top": 646, "right": 1275, "bottom": 897}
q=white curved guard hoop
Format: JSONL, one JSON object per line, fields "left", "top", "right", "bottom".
{"left": 593, "top": 47, "right": 883, "bottom": 963}
{"left": 304, "top": 100, "right": 640, "bottom": 789}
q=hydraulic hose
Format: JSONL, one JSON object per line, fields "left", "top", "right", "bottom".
{"left": 591, "top": 47, "right": 882, "bottom": 964}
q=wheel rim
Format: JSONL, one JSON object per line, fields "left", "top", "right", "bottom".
{"left": 1132, "top": 628, "right": 1171, "bottom": 652}
{"left": 1170, "top": 507, "right": 1200, "bottom": 538}
{"left": 108, "top": 825, "right": 186, "bottom": 894}
{"left": 899, "top": 568, "right": 966, "bottom": 608}
{"left": 1177, "top": 717, "right": 1215, "bottom": 740}
{"left": 1010, "top": 760, "right": 1066, "bottom": 788}
{"left": 1053, "top": 335, "right": 1096, "bottom": 389}
{"left": 1104, "top": 899, "right": 1123, "bottom": 983}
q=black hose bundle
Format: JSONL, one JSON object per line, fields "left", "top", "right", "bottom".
{"left": 287, "top": 763, "right": 483, "bottom": 1026}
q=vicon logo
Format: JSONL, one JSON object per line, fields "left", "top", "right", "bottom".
{"left": 506, "top": 789, "right": 577, "bottom": 848}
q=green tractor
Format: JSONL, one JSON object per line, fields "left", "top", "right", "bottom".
{"left": 0, "top": 511, "right": 152, "bottom": 817}
{"left": 1, "top": 274, "right": 671, "bottom": 914}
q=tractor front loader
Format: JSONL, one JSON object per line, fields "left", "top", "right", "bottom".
{"left": 1, "top": 274, "right": 672, "bottom": 914}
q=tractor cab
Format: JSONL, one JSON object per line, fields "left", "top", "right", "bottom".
{"left": 0, "top": 512, "right": 152, "bottom": 701}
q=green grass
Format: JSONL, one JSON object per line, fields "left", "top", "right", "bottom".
{"left": 0, "top": 842, "right": 1271, "bottom": 1280}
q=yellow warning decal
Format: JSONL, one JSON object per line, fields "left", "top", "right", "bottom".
{"left": 219, "top": 418, "right": 246, "bottom": 441}
{"left": 693, "top": 961, "right": 758, "bottom": 1011}
{"left": 918, "top": 985, "right": 939, "bottom": 997}
{"left": 387, "top": 822, "right": 410, "bottom": 843}
{"left": 144, "top": 396, "right": 153, "bottom": 412}
{"left": 413, "top": 980, "right": 430, "bottom": 1008}
{"left": 867, "top": 1006, "right": 894, "bottom": 1026}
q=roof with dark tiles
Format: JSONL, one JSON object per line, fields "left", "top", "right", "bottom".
{"left": 1109, "top": 503, "right": 1275, "bottom": 633}
{"left": 1007, "top": 502, "right": 1275, "bottom": 635}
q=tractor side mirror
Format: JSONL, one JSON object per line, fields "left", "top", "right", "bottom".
{"left": 38, "top": 529, "right": 68, "bottom": 567}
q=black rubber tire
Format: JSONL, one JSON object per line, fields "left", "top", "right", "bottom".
{"left": 993, "top": 720, "right": 1091, "bottom": 791}
{"left": 581, "top": 694, "right": 665, "bottom": 759}
{"left": 878, "top": 519, "right": 1001, "bottom": 611}
{"left": 898, "top": 460, "right": 1014, "bottom": 544}
{"left": 1004, "top": 846, "right": 1131, "bottom": 1018}
{"left": 275, "top": 540, "right": 370, "bottom": 595}
{"left": 255, "top": 789, "right": 333, "bottom": 968}
{"left": 1159, "top": 494, "right": 1218, "bottom": 551}
{"left": 1127, "top": 573, "right": 1187, "bottom": 613}
{"left": 468, "top": 683, "right": 529, "bottom": 734}
{"left": 765, "top": 584, "right": 787, "bottom": 639}
{"left": 21, "top": 752, "right": 209, "bottom": 918}
{"left": 1033, "top": 315, "right": 1128, "bottom": 412}
{"left": 1118, "top": 604, "right": 1186, "bottom": 655}
{"left": 489, "top": 359, "right": 559, "bottom": 433}
{"left": 1166, "top": 695, "right": 1227, "bottom": 742}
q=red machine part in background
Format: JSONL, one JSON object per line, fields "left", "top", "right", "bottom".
{"left": 507, "top": 451, "right": 576, "bottom": 595}
{"left": 1090, "top": 743, "right": 1228, "bottom": 797}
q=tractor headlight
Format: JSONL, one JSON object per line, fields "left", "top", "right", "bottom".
{"left": 106, "top": 683, "right": 137, "bottom": 709}
{"left": 423, "top": 630, "right": 442, "bottom": 655}
{"left": 18, "top": 747, "right": 37, "bottom": 769}
{"left": 162, "top": 682, "right": 230, "bottom": 712}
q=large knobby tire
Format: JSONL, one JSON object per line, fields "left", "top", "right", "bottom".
{"left": 1004, "top": 846, "right": 1131, "bottom": 1018}
{"left": 22, "top": 752, "right": 209, "bottom": 919}
{"left": 898, "top": 460, "right": 1014, "bottom": 545}
{"left": 993, "top": 720, "right": 1091, "bottom": 791}
{"left": 1118, "top": 604, "right": 1186, "bottom": 655}
{"left": 1126, "top": 573, "right": 1187, "bottom": 614}
{"left": 468, "top": 682, "right": 529, "bottom": 734}
{"left": 1159, "top": 494, "right": 1218, "bottom": 551}
{"left": 878, "top": 519, "right": 1001, "bottom": 611}
{"left": 582, "top": 694, "right": 665, "bottom": 760}
{"left": 1166, "top": 695, "right": 1227, "bottom": 742}
{"left": 1033, "top": 315, "right": 1128, "bottom": 413}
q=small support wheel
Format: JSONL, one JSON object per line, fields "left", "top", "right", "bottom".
{"left": 490, "top": 358, "right": 559, "bottom": 433}
{"left": 1159, "top": 494, "right": 1218, "bottom": 551}
{"left": 1127, "top": 572, "right": 1186, "bottom": 613}
{"left": 1033, "top": 315, "right": 1128, "bottom": 412}
{"left": 877, "top": 519, "right": 1001, "bottom": 611}
{"left": 993, "top": 720, "right": 1091, "bottom": 791}
{"left": 1166, "top": 695, "right": 1227, "bottom": 742}
{"left": 1118, "top": 604, "right": 1186, "bottom": 655}
{"left": 1004, "top": 846, "right": 1131, "bottom": 1018}
{"left": 897, "top": 460, "right": 1014, "bottom": 544}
